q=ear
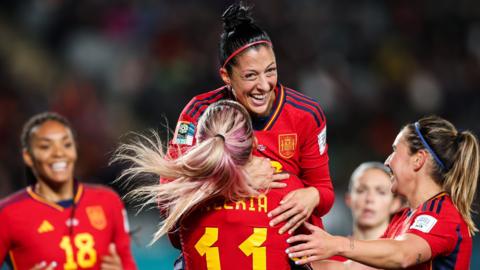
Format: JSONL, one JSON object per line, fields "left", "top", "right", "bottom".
{"left": 413, "top": 150, "right": 428, "bottom": 171}
{"left": 219, "top": 67, "right": 231, "bottom": 85}
{"left": 344, "top": 193, "right": 352, "bottom": 209}
{"left": 22, "top": 149, "right": 34, "bottom": 168}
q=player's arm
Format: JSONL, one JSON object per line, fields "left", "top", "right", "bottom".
{"left": 162, "top": 98, "right": 200, "bottom": 249}
{"left": 109, "top": 194, "right": 137, "bottom": 270}
{"left": 268, "top": 120, "right": 334, "bottom": 234}
{"left": 0, "top": 209, "right": 10, "bottom": 264}
{"left": 310, "top": 260, "right": 348, "bottom": 270}
{"left": 296, "top": 121, "right": 334, "bottom": 217}
{"left": 164, "top": 98, "right": 200, "bottom": 163}
{"left": 287, "top": 222, "right": 432, "bottom": 269}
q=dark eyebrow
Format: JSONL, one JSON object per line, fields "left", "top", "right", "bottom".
{"left": 266, "top": 62, "right": 276, "bottom": 68}
{"left": 36, "top": 134, "right": 70, "bottom": 142}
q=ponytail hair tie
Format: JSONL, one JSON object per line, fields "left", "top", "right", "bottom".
{"left": 215, "top": 134, "right": 225, "bottom": 141}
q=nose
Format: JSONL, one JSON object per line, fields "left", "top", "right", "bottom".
{"left": 365, "top": 190, "right": 374, "bottom": 203}
{"left": 52, "top": 144, "right": 65, "bottom": 157}
{"left": 257, "top": 74, "right": 270, "bottom": 91}
{"left": 384, "top": 153, "right": 392, "bottom": 166}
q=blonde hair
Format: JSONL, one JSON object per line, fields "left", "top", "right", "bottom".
{"left": 404, "top": 115, "right": 479, "bottom": 234}
{"left": 348, "top": 161, "right": 391, "bottom": 192}
{"left": 113, "top": 100, "right": 256, "bottom": 243}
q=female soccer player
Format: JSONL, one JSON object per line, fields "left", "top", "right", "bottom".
{"left": 169, "top": 2, "right": 333, "bottom": 238}
{"left": 0, "top": 112, "right": 136, "bottom": 270}
{"left": 346, "top": 162, "right": 402, "bottom": 245}
{"left": 315, "top": 162, "right": 402, "bottom": 270}
{"left": 287, "top": 115, "right": 478, "bottom": 270}
{"left": 116, "top": 100, "right": 306, "bottom": 269}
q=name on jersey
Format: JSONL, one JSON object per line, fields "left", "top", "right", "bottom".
{"left": 206, "top": 194, "right": 268, "bottom": 213}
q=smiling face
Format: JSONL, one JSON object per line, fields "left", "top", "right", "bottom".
{"left": 347, "top": 168, "right": 397, "bottom": 229}
{"left": 23, "top": 120, "right": 77, "bottom": 188}
{"left": 385, "top": 128, "right": 417, "bottom": 197}
{"left": 221, "top": 45, "right": 278, "bottom": 117}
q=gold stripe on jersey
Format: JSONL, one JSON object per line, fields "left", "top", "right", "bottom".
{"left": 8, "top": 251, "right": 18, "bottom": 270}
{"left": 263, "top": 85, "right": 285, "bottom": 131}
{"left": 26, "top": 184, "right": 84, "bottom": 211}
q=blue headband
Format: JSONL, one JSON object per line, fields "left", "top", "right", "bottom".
{"left": 414, "top": 122, "right": 446, "bottom": 171}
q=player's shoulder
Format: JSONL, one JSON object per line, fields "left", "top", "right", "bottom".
{"left": 182, "top": 86, "right": 230, "bottom": 119}
{"left": 0, "top": 188, "right": 30, "bottom": 213}
{"left": 417, "top": 193, "right": 457, "bottom": 217}
{"left": 412, "top": 194, "right": 464, "bottom": 229}
{"left": 283, "top": 86, "right": 326, "bottom": 127}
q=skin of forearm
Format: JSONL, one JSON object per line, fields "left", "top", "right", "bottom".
{"left": 337, "top": 238, "right": 419, "bottom": 269}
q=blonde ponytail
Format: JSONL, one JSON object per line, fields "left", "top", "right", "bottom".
{"left": 113, "top": 100, "right": 256, "bottom": 243}
{"left": 444, "top": 131, "right": 479, "bottom": 234}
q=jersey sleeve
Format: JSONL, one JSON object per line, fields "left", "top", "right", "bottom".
{"left": 110, "top": 193, "right": 137, "bottom": 270}
{"left": 298, "top": 116, "right": 334, "bottom": 217}
{"left": 164, "top": 97, "right": 200, "bottom": 248}
{"left": 406, "top": 211, "right": 458, "bottom": 258}
{"left": 166, "top": 97, "right": 200, "bottom": 161}
{"left": 0, "top": 208, "right": 10, "bottom": 264}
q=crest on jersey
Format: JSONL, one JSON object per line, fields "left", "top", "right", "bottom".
{"left": 86, "top": 206, "right": 107, "bottom": 230}
{"left": 174, "top": 121, "right": 195, "bottom": 145}
{"left": 278, "top": 134, "right": 297, "bottom": 158}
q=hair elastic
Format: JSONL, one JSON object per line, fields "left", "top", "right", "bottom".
{"left": 215, "top": 134, "right": 225, "bottom": 141}
{"left": 222, "top": 40, "right": 272, "bottom": 69}
{"left": 414, "top": 122, "right": 446, "bottom": 171}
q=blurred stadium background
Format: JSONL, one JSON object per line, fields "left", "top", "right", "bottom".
{"left": 1, "top": 0, "right": 479, "bottom": 268}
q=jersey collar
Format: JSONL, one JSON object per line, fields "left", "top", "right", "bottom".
{"left": 27, "top": 182, "right": 84, "bottom": 211}
{"left": 250, "top": 84, "right": 285, "bottom": 131}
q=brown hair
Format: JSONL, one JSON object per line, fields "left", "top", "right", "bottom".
{"left": 404, "top": 115, "right": 479, "bottom": 234}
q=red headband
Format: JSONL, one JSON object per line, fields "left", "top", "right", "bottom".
{"left": 221, "top": 40, "right": 272, "bottom": 69}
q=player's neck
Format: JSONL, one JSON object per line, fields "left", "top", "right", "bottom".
{"left": 34, "top": 181, "right": 74, "bottom": 202}
{"left": 408, "top": 176, "right": 443, "bottom": 209}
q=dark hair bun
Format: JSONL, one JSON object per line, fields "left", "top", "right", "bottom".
{"left": 221, "top": 3, "right": 254, "bottom": 33}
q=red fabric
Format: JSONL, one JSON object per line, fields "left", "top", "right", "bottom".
{"left": 165, "top": 84, "right": 334, "bottom": 248}
{"left": 383, "top": 193, "right": 472, "bottom": 270}
{"left": 180, "top": 175, "right": 305, "bottom": 270}
{"left": 0, "top": 184, "right": 137, "bottom": 270}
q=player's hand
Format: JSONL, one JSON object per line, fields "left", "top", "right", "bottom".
{"left": 286, "top": 222, "right": 341, "bottom": 265}
{"left": 268, "top": 187, "right": 319, "bottom": 234}
{"left": 30, "top": 261, "right": 57, "bottom": 270}
{"left": 244, "top": 156, "right": 288, "bottom": 190}
{"left": 101, "top": 243, "right": 123, "bottom": 270}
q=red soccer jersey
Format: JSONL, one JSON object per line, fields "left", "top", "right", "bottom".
{"left": 169, "top": 84, "right": 334, "bottom": 230}
{"left": 0, "top": 184, "right": 137, "bottom": 270}
{"left": 383, "top": 192, "right": 472, "bottom": 270}
{"left": 179, "top": 174, "right": 305, "bottom": 270}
